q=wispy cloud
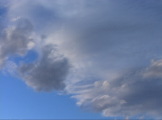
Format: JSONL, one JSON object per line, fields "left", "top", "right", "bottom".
{"left": 71, "top": 60, "right": 162, "bottom": 117}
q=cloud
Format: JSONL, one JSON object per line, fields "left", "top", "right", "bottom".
{"left": 1, "top": 0, "right": 162, "bottom": 118}
{"left": 19, "top": 44, "right": 70, "bottom": 91}
{"left": 0, "top": 16, "right": 71, "bottom": 92}
{"left": 144, "top": 59, "right": 162, "bottom": 78}
{"left": 0, "top": 5, "right": 71, "bottom": 92}
{"left": 0, "top": 18, "right": 34, "bottom": 68}
{"left": 70, "top": 59, "right": 162, "bottom": 117}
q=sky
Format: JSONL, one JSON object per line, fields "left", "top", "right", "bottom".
{"left": 0, "top": 0, "right": 162, "bottom": 119}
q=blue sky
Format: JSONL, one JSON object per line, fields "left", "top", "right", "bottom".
{"left": 0, "top": 50, "right": 106, "bottom": 119}
{"left": 0, "top": 72, "right": 106, "bottom": 119}
{"left": 0, "top": 0, "right": 162, "bottom": 119}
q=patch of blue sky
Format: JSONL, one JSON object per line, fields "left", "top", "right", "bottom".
{"left": 0, "top": 72, "right": 106, "bottom": 119}
{"left": 8, "top": 50, "right": 38, "bottom": 65}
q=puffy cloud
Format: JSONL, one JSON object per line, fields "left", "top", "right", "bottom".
{"left": 19, "top": 44, "right": 70, "bottom": 91}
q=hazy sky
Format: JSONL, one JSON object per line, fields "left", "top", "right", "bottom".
{"left": 0, "top": 0, "right": 162, "bottom": 119}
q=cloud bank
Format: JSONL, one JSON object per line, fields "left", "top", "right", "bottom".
{"left": 0, "top": 0, "right": 162, "bottom": 118}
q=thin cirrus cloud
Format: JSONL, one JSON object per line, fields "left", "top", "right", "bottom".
{"left": 0, "top": 0, "right": 162, "bottom": 118}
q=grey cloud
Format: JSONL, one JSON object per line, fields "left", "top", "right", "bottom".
{"left": 23, "top": 0, "right": 162, "bottom": 117}
{"left": 0, "top": 16, "right": 71, "bottom": 92}
{"left": 19, "top": 44, "right": 70, "bottom": 91}
{"left": 36, "top": 0, "right": 162, "bottom": 74}
{"left": 0, "top": 18, "right": 34, "bottom": 68}
{"left": 71, "top": 60, "right": 162, "bottom": 117}
{"left": 143, "top": 59, "right": 162, "bottom": 78}
{"left": 5, "top": 0, "right": 162, "bottom": 118}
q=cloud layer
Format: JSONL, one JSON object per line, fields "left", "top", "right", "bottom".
{"left": 0, "top": 0, "right": 162, "bottom": 118}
